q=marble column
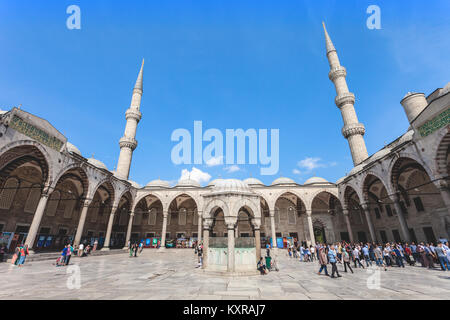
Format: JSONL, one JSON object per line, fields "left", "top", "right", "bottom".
{"left": 202, "top": 218, "right": 212, "bottom": 269}
{"left": 361, "top": 203, "right": 376, "bottom": 243}
{"left": 25, "top": 188, "right": 50, "bottom": 251}
{"left": 102, "top": 206, "right": 118, "bottom": 251}
{"left": 306, "top": 210, "right": 316, "bottom": 246}
{"left": 123, "top": 210, "right": 135, "bottom": 249}
{"left": 438, "top": 186, "right": 450, "bottom": 214}
{"left": 252, "top": 218, "right": 262, "bottom": 263}
{"left": 73, "top": 198, "right": 92, "bottom": 247}
{"left": 159, "top": 210, "right": 168, "bottom": 250}
{"left": 227, "top": 224, "right": 235, "bottom": 272}
{"left": 342, "top": 208, "right": 354, "bottom": 243}
{"left": 391, "top": 194, "right": 411, "bottom": 242}
{"left": 197, "top": 211, "right": 202, "bottom": 243}
{"left": 269, "top": 210, "right": 277, "bottom": 249}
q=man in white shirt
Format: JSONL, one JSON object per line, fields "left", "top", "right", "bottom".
{"left": 78, "top": 243, "right": 84, "bottom": 257}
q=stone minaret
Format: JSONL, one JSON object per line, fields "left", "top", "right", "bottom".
{"left": 323, "top": 23, "right": 368, "bottom": 166}
{"left": 116, "top": 59, "right": 144, "bottom": 180}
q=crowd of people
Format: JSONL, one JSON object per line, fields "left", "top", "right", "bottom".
{"left": 285, "top": 240, "right": 450, "bottom": 277}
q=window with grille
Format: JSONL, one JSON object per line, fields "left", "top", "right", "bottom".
{"left": 0, "top": 178, "right": 19, "bottom": 210}
{"left": 24, "top": 184, "right": 41, "bottom": 214}
{"left": 287, "top": 207, "right": 296, "bottom": 224}
{"left": 413, "top": 197, "right": 425, "bottom": 212}
{"left": 193, "top": 209, "right": 198, "bottom": 226}
{"left": 148, "top": 209, "right": 157, "bottom": 225}
{"left": 90, "top": 206, "right": 99, "bottom": 223}
{"left": 179, "top": 208, "right": 187, "bottom": 225}
{"left": 385, "top": 204, "right": 393, "bottom": 217}
{"left": 374, "top": 207, "right": 381, "bottom": 219}
{"left": 63, "top": 197, "right": 76, "bottom": 219}
{"left": 46, "top": 191, "right": 60, "bottom": 216}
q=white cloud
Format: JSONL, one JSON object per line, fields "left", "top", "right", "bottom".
{"left": 297, "top": 157, "right": 325, "bottom": 171}
{"left": 224, "top": 165, "right": 240, "bottom": 173}
{"left": 179, "top": 167, "right": 211, "bottom": 184}
{"left": 205, "top": 156, "right": 223, "bottom": 167}
{"left": 294, "top": 157, "right": 337, "bottom": 175}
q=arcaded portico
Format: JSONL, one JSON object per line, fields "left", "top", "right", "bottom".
{"left": 0, "top": 24, "right": 449, "bottom": 260}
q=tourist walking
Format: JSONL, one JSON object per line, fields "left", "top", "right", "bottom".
{"left": 435, "top": 242, "right": 450, "bottom": 271}
{"left": 328, "top": 245, "right": 341, "bottom": 278}
{"left": 65, "top": 244, "right": 73, "bottom": 266}
{"left": 318, "top": 246, "right": 329, "bottom": 276}
{"left": 353, "top": 247, "right": 364, "bottom": 268}
{"left": 342, "top": 248, "right": 353, "bottom": 273}
{"left": 362, "top": 244, "right": 372, "bottom": 267}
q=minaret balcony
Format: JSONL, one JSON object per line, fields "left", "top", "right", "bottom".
{"left": 125, "top": 109, "right": 142, "bottom": 122}
{"left": 119, "top": 137, "right": 138, "bottom": 150}
{"left": 335, "top": 92, "right": 355, "bottom": 108}
{"left": 328, "top": 66, "right": 347, "bottom": 81}
{"left": 342, "top": 123, "right": 366, "bottom": 138}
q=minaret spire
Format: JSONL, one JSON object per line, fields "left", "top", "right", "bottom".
{"left": 116, "top": 60, "right": 144, "bottom": 180}
{"left": 322, "top": 22, "right": 336, "bottom": 55}
{"left": 322, "top": 23, "right": 368, "bottom": 166}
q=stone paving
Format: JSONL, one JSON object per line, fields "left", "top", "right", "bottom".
{"left": 0, "top": 249, "right": 449, "bottom": 300}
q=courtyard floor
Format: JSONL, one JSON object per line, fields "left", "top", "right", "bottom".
{"left": 0, "top": 249, "right": 449, "bottom": 300}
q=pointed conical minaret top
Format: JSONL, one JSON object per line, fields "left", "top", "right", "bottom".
{"left": 134, "top": 58, "right": 144, "bottom": 92}
{"left": 322, "top": 22, "right": 336, "bottom": 55}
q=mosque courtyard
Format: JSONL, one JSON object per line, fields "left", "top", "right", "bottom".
{"left": 0, "top": 249, "right": 449, "bottom": 300}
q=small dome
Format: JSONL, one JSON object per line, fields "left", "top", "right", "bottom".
{"left": 349, "top": 164, "right": 364, "bottom": 176}
{"left": 440, "top": 82, "right": 450, "bottom": 96}
{"left": 208, "top": 178, "right": 224, "bottom": 187}
{"left": 399, "top": 130, "right": 414, "bottom": 145}
{"left": 0, "top": 110, "right": 7, "bottom": 115}
{"left": 243, "top": 178, "right": 265, "bottom": 186}
{"left": 271, "top": 177, "right": 297, "bottom": 186}
{"left": 211, "top": 179, "right": 252, "bottom": 194}
{"left": 128, "top": 180, "right": 141, "bottom": 189}
{"left": 371, "top": 148, "right": 392, "bottom": 162}
{"left": 336, "top": 176, "right": 346, "bottom": 185}
{"left": 146, "top": 179, "right": 171, "bottom": 188}
{"left": 304, "top": 177, "right": 328, "bottom": 185}
{"left": 66, "top": 142, "right": 81, "bottom": 156}
{"left": 87, "top": 157, "right": 107, "bottom": 170}
{"left": 176, "top": 179, "right": 201, "bottom": 188}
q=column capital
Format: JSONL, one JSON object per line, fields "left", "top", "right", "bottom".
{"left": 162, "top": 210, "right": 169, "bottom": 218}
{"left": 269, "top": 209, "right": 275, "bottom": 217}
{"left": 203, "top": 218, "right": 214, "bottom": 229}
{"left": 129, "top": 210, "right": 135, "bottom": 217}
{"left": 306, "top": 209, "right": 312, "bottom": 217}
{"left": 342, "top": 208, "right": 349, "bottom": 216}
{"left": 251, "top": 218, "right": 261, "bottom": 229}
{"left": 360, "top": 202, "right": 370, "bottom": 211}
{"left": 110, "top": 206, "right": 118, "bottom": 214}
{"left": 82, "top": 198, "right": 92, "bottom": 207}
{"left": 389, "top": 193, "right": 400, "bottom": 203}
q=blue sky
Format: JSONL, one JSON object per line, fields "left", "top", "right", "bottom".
{"left": 0, "top": 0, "right": 449, "bottom": 186}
